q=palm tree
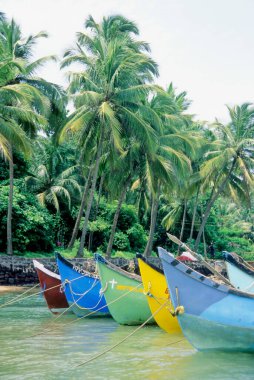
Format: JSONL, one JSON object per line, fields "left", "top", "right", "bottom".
{"left": 0, "top": 16, "right": 65, "bottom": 255}
{"left": 60, "top": 15, "right": 159, "bottom": 257}
{"left": 194, "top": 103, "right": 254, "bottom": 251}
{"left": 26, "top": 142, "right": 81, "bottom": 213}
{"left": 139, "top": 85, "right": 195, "bottom": 256}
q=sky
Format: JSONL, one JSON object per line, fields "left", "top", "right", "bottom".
{"left": 1, "top": 0, "right": 254, "bottom": 122}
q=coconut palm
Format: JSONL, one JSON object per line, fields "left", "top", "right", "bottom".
{"left": 26, "top": 144, "right": 81, "bottom": 213}
{"left": 0, "top": 16, "right": 65, "bottom": 255}
{"left": 194, "top": 103, "right": 254, "bottom": 250}
{"left": 138, "top": 86, "right": 196, "bottom": 257}
{"left": 60, "top": 15, "right": 159, "bottom": 257}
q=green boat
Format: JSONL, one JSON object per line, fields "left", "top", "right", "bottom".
{"left": 96, "top": 255, "right": 155, "bottom": 326}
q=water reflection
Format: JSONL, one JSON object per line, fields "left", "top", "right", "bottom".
{"left": 0, "top": 292, "right": 253, "bottom": 380}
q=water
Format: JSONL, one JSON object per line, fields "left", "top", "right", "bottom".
{"left": 0, "top": 290, "right": 253, "bottom": 380}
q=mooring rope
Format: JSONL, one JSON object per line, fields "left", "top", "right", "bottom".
{"left": 68, "top": 280, "right": 104, "bottom": 311}
{"left": 26, "top": 282, "right": 143, "bottom": 339}
{"left": 0, "top": 271, "right": 93, "bottom": 309}
{"left": 0, "top": 283, "right": 40, "bottom": 309}
{"left": 27, "top": 289, "right": 91, "bottom": 338}
{"left": 74, "top": 299, "right": 170, "bottom": 368}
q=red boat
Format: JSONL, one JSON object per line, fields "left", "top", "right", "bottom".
{"left": 33, "top": 259, "right": 69, "bottom": 314}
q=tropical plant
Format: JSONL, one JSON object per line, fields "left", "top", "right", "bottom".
{"left": 60, "top": 15, "right": 159, "bottom": 257}
{"left": 194, "top": 103, "right": 254, "bottom": 251}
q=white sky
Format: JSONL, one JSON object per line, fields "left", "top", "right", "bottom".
{"left": 1, "top": 0, "right": 254, "bottom": 122}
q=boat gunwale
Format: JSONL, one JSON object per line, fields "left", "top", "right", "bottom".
{"left": 158, "top": 247, "right": 254, "bottom": 300}
{"left": 96, "top": 255, "right": 142, "bottom": 282}
{"left": 33, "top": 259, "right": 60, "bottom": 280}
{"left": 224, "top": 252, "right": 254, "bottom": 276}
{"left": 56, "top": 252, "right": 96, "bottom": 279}
{"left": 136, "top": 253, "right": 164, "bottom": 275}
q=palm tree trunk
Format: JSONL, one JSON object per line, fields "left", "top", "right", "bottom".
{"left": 194, "top": 158, "right": 237, "bottom": 251}
{"left": 189, "top": 188, "right": 199, "bottom": 241}
{"left": 77, "top": 128, "right": 104, "bottom": 257}
{"left": 88, "top": 173, "right": 105, "bottom": 251}
{"left": 144, "top": 189, "right": 160, "bottom": 257}
{"left": 7, "top": 148, "right": 14, "bottom": 256}
{"left": 178, "top": 200, "right": 187, "bottom": 254}
{"left": 106, "top": 178, "right": 130, "bottom": 258}
{"left": 67, "top": 164, "right": 93, "bottom": 249}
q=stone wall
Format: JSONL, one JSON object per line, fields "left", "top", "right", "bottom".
{"left": 0, "top": 254, "right": 228, "bottom": 286}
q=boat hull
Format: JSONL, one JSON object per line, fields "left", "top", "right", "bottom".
{"left": 159, "top": 247, "right": 254, "bottom": 352}
{"left": 96, "top": 257, "right": 154, "bottom": 325}
{"left": 56, "top": 254, "right": 110, "bottom": 317}
{"left": 33, "top": 260, "right": 69, "bottom": 313}
{"left": 137, "top": 256, "right": 180, "bottom": 333}
{"left": 226, "top": 260, "right": 254, "bottom": 293}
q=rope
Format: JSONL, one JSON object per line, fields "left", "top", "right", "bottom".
{"left": 165, "top": 338, "right": 186, "bottom": 347}
{"left": 27, "top": 288, "right": 92, "bottom": 338}
{"left": 0, "top": 283, "right": 40, "bottom": 309}
{"left": 0, "top": 282, "right": 62, "bottom": 308}
{"left": 0, "top": 272, "right": 93, "bottom": 309}
{"left": 74, "top": 300, "right": 170, "bottom": 368}
{"left": 26, "top": 282, "right": 143, "bottom": 339}
{"left": 67, "top": 279, "right": 104, "bottom": 311}
{"left": 244, "top": 280, "right": 254, "bottom": 292}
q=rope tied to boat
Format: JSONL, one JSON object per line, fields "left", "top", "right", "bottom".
{"left": 74, "top": 299, "right": 170, "bottom": 369}
{"left": 0, "top": 271, "right": 95, "bottom": 309}
{"left": 143, "top": 281, "right": 152, "bottom": 297}
{"left": 169, "top": 286, "right": 185, "bottom": 317}
{"left": 99, "top": 281, "right": 108, "bottom": 294}
{"left": 27, "top": 282, "right": 143, "bottom": 339}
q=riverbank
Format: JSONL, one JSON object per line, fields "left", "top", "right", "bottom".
{"left": 0, "top": 254, "right": 224, "bottom": 286}
{"left": 0, "top": 285, "right": 27, "bottom": 292}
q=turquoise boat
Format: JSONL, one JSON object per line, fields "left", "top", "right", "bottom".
{"left": 223, "top": 251, "right": 254, "bottom": 293}
{"left": 159, "top": 247, "right": 254, "bottom": 352}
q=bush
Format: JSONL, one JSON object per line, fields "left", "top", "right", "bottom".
{"left": 127, "top": 223, "right": 147, "bottom": 252}
{"left": 113, "top": 231, "right": 130, "bottom": 251}
{"left": 0, "top": 181, "right": 55, "bottom": 253}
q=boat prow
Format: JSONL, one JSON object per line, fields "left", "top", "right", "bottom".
{"left": 137, "top": 253, "right": 181, "bottom": 333}
{"left": 33, "top": 259, "right": 69, "bottom": 314}
{"left": 223, "top": 251, "right": 254, "bottom": 293}
{"left": 56, "top": 253, "right": 110, "bottom": 318}
{"left": 96, "top": 254, "right": 154, "bottom": 325}
{"left": 159, "top": 247, "right": 254, "bottom": 352}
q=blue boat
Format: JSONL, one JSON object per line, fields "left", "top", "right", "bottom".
{"left": 223, "top": 251, "right": 254, "bottom": 293}
{"left": 56, "top": 253, "right": 110, "bottom": 317}
{"left": 158, "top": 247, "right": 254, "bottom": 352}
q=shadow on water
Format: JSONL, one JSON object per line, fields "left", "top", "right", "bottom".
{"left": 0, "top": 291, "right": 254, "bottom": 380}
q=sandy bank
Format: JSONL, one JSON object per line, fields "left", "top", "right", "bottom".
{"left": 0, "top": 286, "right": 27, "bottom": 293}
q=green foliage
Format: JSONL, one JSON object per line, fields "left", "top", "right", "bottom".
{"left": 127, "top": 223, "right": 147, "bottom": 252}
{"left": 0, "top": 181, "right": 55, "bottom": 253}
{"left": 112, "top": 231, "right": 130, "bottom": 251}
{"left": 113, "top": 204, "right": 138, "bottom": 232}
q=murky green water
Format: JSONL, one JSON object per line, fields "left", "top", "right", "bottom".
{"left": 0, "top": 290, "right": 253, "bottom": 380}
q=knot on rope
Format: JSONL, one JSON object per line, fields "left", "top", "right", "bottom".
{"left": 143, "top": 291, "right": 152, "bottom": 297}
{"left": 143, "top": 281, "right": 152, "bottom": 297}
{"left": 169, "top": 305, "right": 185, "bottom": 317}
{"left": 100, "top": 282, "right": 108, "bottom": 295}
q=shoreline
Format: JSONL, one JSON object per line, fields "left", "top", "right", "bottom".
{"left": 0, "top": 285, "right": 28, "bottom": 293}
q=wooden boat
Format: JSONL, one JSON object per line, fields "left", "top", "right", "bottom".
{"left": 56, "top": 253, "right": 110, "bottom": 318}
{"left": 137, "top": 254, "right": 181, "bottom": 333}
{"left": 96, "top": 254, "right": 154, "bottom": 325}
{"left": 223, "top": 251, "right": 254, "bottom": 293}
{"left": 33, "top": 259, "right": 69, "bottom": 314}
{"left": 158, "top": 247, "right": 254, "bottom": 352}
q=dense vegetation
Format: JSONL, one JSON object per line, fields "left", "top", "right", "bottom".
{"left": 0, "top": 14, "right": 253, "bottom": 259}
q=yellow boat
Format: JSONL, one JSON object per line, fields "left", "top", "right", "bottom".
{"left": 137, "top": 254, "right": 181, "bottom": 333}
